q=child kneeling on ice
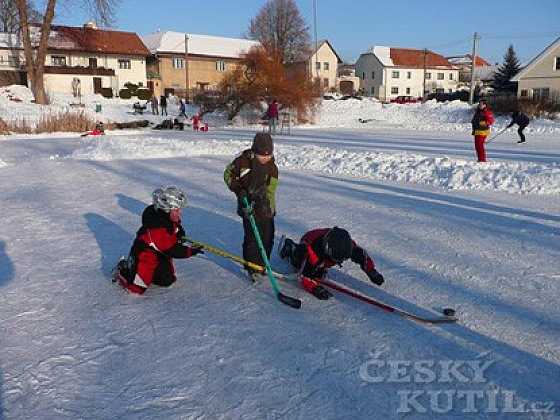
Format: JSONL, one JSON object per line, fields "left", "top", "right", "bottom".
{"left": 114, "top": 186, "right": 203, "bottom": 294}
{"left": 279, "top": 227, "right": 384, "bottom": 300}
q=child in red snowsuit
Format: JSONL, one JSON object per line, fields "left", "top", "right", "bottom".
{"left": 113, "top": 186, "right": 203, "bottom": 295}
{"left": 192, "top": 114, "right": 200, "bottom": 131}
{"left": 471, "top": 99, "right": 495, "bottom": 162}
{"left": 279, "top": 227, "right": 384, "bottom": 300}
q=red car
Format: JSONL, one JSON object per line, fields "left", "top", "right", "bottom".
{"left": 390, "top": 95, "right": 420, "bottom": 104}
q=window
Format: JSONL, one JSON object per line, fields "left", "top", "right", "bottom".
{"left": 449, "top": 73, "right": 454, "bottom": 80}
{"left": 391, "top": 87, "right": 399, "bottom": 94}
{"left": 448, "top": 89, "right": 453, "bottom": 93}
{"left": 371, "top": 71, "right": 375, "bottom": 79}
{"left": 406, "top": 87, "right": 411, "bottom": 94}
{"left": 371, "top": 86, "right": 375, "bottom": 95}
{"left": 392, "top": 71, "right": 400, "bottom": 78}
{"left": 51, "top": 55, "right": 66, "bottom": 66}
{"left": 173, "top": 57, "right": 184, "bottom": 69}
{"left": 324, "top": 62, "right": 329, "bottom": 70}
{"left": 555, "top": 57, "right": 560, "bottom": 70}
{"left": 216, "top": 60, "right": 226, "bottom": 72}
{"left": 425, "top": 72, "right": 431, "bottom": 80}
{"left": 362, "top": 72, "right": 365, "bottom": 80}
{"left": 520, "top": 89, "right": 528, "bottom": 97}
{"left": 407, "top": 71, "right": 412, "bottom": 79}
{"left": 435, "top": 88, "right": 445, "bottom": 94}
{"left": 118, "top": 59, "right": 131, "bottom": 69}
{"left": 7, "top": 55, "right": 20, "bottom": 66}
{"left": 533, "top": 88, "right": 550, "bottom": 100}
{"left": 437, "top": 73, "right": 444, "bottom": 80}
{"left": 316, "top": 62, "right": 321, "bottom": 70}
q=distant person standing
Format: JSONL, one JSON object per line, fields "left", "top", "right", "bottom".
{"left": 267, "top": 99, "right": 279, "bottom": 134}
{"left": 471, "top": 99, "right": 495, "bottom": 162}
{"left": 160, "top": 94, "right": 168, "bottom": 116}
{"left": 507, "top": 110, "right": 530, "bottom": 144}
{"left": 179, "top": 98, "right": 187, "bottom": 118}
{"left": 151, "top": 95, "right": 159, "bottom": 115}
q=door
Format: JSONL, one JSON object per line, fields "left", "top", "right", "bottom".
{"left": 89, "top": 58, "right": 97, "bottom": 68}
{"left": 93, "top": 77, "right": 102, "bottom": 94}
{"left": 340, "top": 80, "right": 354, "bottom": 95}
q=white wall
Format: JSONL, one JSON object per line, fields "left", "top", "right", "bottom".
{"left": 45, "top": 52, "right": 147, "bottom": 91}
{"left": 356, "top": 53, "right": 459, "bottom": 101}
{"left": 43, "top": 73, "right": 114, "bottom": 96}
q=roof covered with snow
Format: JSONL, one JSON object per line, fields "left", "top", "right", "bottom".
{"left": 366, "top": 46, "right": 456, "bottom": 69}
{"left": 142, "top": 31, "right": 260, "bottom": 59}
{"left": 447, "top": 54, "right": 491, "bottom": 67}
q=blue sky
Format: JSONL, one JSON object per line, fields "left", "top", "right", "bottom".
{"left": 50, "top": 0, "right": 559, "bottom": 65}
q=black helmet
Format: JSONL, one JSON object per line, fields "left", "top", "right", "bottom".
{"left": 323, "top": 227, "right": 352, "bottom": 263}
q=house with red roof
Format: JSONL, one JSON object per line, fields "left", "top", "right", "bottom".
{"left": 355, "top": 46, "right": 459, "bottom": 101}
{"left": 0, "top": 22, "right": 149, "bottom": 96}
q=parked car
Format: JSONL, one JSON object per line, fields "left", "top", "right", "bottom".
{"left": 390, "top": 96, "right": 420, "bottom": 104}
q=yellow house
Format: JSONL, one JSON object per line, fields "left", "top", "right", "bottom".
{"left": 289, "top": 40, "right": 342, "bottom": 92}
{"left": 511, "top": 37, "right": 560, "bottom": 101}
{"left": 142, "top": 31, "right": 260, "bottom": 98}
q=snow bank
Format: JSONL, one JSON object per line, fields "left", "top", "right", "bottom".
{"left": 312, "top": 97, "right": 560, "bottom": 134}
{"left": 71, "top": 135, "right": 560, "bottom": 195}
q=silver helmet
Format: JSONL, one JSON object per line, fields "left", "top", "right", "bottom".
{"left": 152, "top": 186, "right": 188, "bottom": 212}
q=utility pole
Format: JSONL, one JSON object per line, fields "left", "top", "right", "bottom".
{"left": 313, "top": 0, "right": 319, "bottom": 81}
{"left": 469, "top": 32, "right": 480, "bottom": 105}
{"left": 422, "top": 48, "right": 427, "bottom": 101}
{"left": 184, "top": 33, "right": 189, "bottom": 101}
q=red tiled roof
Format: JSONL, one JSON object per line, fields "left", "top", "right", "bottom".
{"left": 467, "top": 54, "right": 491, "bottom": 66}
{"left": 389, "top": 48, "right": 454, "bottom": 68}
{"left": 49, "top": 25, "right": 149, "bottom": 56}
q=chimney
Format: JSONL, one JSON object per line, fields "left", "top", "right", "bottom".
{"left": 84, "top": 21, "right": 97, "bottom": 29}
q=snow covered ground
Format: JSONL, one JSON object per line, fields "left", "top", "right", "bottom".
{"left": 1, "top": 123, "right": 559, "bottom": 419}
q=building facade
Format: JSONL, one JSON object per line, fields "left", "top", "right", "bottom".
{"left": 356, "top": 46, "right": 459, "bottom": 101}
{"left": 0, "top": 23, "right": 149, "bottom": 96}
{"left": 511, "top": 37, "right": 560, "bottom": 101}
{"left": 142, "top": 31, "right": 260, "bottom": 98}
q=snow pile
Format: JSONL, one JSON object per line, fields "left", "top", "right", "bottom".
{"left": 312, "top": 97, "right": 560, "bottom": 134}
{"left": 71, "top": 135, "right": 560, "bottom": 195}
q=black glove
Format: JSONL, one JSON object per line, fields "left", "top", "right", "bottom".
{"left": 311, "top": 285, "right": 333, "bottom": 300}
{"left": 367, "top": 269, "right": 384, "bottom": 286}
{"left": 190, "top": 246, "right": 204, "bottom": 256}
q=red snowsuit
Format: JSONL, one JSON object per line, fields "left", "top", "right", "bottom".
{"left": 123, "top": 205, "right": 198, "bottom": 294}
{"left": 192, "top": 114, "right": 200, "bottom": 131}
{"left": 471, "top": 107, "right": 495, "bottom": 162}
{"left": 291, "top": 228, "right": 377, "bottom": 294}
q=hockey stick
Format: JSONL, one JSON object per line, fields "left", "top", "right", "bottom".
{"left": 182, "top": 235, "right": 297, "bottom": 281}
{"left": 240, "top": 196, "right": 301, "bottom": 309}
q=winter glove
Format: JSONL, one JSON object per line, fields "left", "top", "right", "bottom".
{"left": 471, "top": 130, "right": 475, "bottom": 136}
{"left": 311, "top": 285, "right": 333, "bottom": 300}
{"left": 479, "top": 121, "right": 487, "bottom": 128}
{"left": 367, "top": 269, "right": 385, "bottom": 286}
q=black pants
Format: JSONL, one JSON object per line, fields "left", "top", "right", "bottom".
{"left": 242, "top": 216, "right": 274, "bottom": 271}
{"left": 161, "top": 106, "right": 167, "bottom": 116}
{"left": 518, "top": 124, "right": 528, "bottom": 142}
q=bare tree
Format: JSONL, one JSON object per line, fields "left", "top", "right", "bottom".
{"left": 248, "top": 0, "right": 311, "bottom": 64}
{"left": 1, "top": 0, "right": 41, "bottom": 33}
{"left": 15, "top": 0, "right": 119, "bottom": 104}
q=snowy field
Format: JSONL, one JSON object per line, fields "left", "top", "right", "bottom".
{"left": 1, "top": 106, "right": 560, "bottom": 418}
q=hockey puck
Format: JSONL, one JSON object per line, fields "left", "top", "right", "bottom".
{"left": 442, "top": 308, "right": 456, "bottom": 317}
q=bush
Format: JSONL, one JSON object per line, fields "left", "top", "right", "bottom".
{"left": 136, "top": 88, "right": 151, "bottom": 100}
{"left": 119, "top": 89, "right": 132, "bottom": 99}
{"left": 0, "top": 117, "right": 9, "bottom": 134}
{"left": 124, "top": 82, "right": 139, "bottom": 95}
{"left": 100, "top": 88, "right": 113, "bottom": 99}
{"left": 3, "top": 111, "right": 95, "bottom": 134}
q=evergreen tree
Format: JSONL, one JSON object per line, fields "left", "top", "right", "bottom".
{"left": 493, "top": 45, "right": 521, "bottom": 93}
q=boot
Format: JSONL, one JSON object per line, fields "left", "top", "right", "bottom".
{"left": 279, "top": 236, "right": 296, "bottom": 260}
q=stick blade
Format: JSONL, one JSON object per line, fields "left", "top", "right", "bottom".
{"left": 277, "top": 292, "right": 302, "bottom": 309}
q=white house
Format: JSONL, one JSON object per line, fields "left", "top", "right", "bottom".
{"left": 0, "top": 23, "right": 149, "bottom": 96}
{"left": 511, "top": 37, "right": 560, "bottom": 101}
{"left": 356, "top": 46, "right": 459, "bottom": 101}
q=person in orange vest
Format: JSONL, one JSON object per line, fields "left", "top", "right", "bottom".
{"left": 471, "top": 99, "right": 495, "bottom": 162}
